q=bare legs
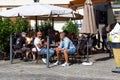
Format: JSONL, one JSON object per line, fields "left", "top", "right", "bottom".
{"left": 63, "top": 50, "right": 68, "bottom": 63}
{"left": 56, "top": 48, "right": 68, "bottom": 63}
{"left": 32, "top": 52, "right": 36, "bottom": 60}
{"left": 56, "top": 48, "right": 62, "bottom": 62}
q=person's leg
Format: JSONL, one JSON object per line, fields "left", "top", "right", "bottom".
{"left": 102, "top": 37, "right": 105, "bottom": 50}
{"left": 63, "top": 50, "right": 69, "bottom": 63}
{"left": 48, "top": 49, "right": 54, "bottom": 59}
{"left": 61, "top": 49, "right": 76, "bottom": 67}
{"left": 40, "top": 48, "right": 54, "bottom": 59}
{"left": 32, "top": 52, "right": 36, "bottom": 60}
{"left": 32, "top": 48, "right": 37, "bottom": 60}
{"left": 56, "top": 48, "right": 62, "bottom": 62}
{"left": 63, "top": 49, "right": 76, "bottom": 63}
{"left": 40, "top": 48, "right": 46, "bottom": 55}
{"left": 26, "top": 51, "right": 29, "bottom": 58}
{"left": 40, "top": 48, "right": 48, "bottom": 63}
{"left": 25, "top": 48, "right": 31, "bottom": 59}
{"left": 104, "top": 38, "right": 109, "bottom": 51}
{"left": 53, "top": 48, "right": 62, "bottom": 65}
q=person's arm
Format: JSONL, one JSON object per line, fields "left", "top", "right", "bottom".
{"left": 35, "top": 38, "right": 43, "bottom": 49}
{"left": 63, "top": 39, "right": 69, "bottom": 49}
{"left": 37, "top": 43, "right": 43, "bottom": 49}
{"left": 58, "top": 40, "right": 62, "bottom": 48}
{"left": 25, "top": 38, "right": 29, "bottom": 45}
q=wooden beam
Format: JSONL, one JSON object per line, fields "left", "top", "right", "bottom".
{"left": 69, "top": 0, "right": 113, "bottom": 10}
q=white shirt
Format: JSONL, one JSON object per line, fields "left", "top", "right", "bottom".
{"left": 34, "top": 37, "right": 42, "bottom": 51}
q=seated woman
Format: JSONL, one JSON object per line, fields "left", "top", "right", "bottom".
{"left": 24, "top": 32, "right": 34, "bottom": 61}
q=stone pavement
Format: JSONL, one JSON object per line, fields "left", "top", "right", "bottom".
{"left": 0, "top": 53, "right": 120, "bottom": 80}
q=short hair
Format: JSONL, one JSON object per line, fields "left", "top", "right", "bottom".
{"left": 37, "top": 31, "right": 42, "bottom": 35}
{"left": 37, "top": 31, "right": 42, "bottom": 34}
{"left": 60, "top": 32, "right": 66, "bottom": 37}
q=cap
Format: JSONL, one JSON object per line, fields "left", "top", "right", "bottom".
{"left": 21, "top": 32, "right": 26, "bottom": 35}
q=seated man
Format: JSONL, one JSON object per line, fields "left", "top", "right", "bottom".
{"left": 13, "top": 32, "right": 30, "bottom": 60}
{"left": 13, "top": 32, "right": 26, "bottom": 51}
{"left": 34, "top": 31, "right": 54, "bottom": 64}
{"left": 54, "top": 32, "right": 76, "bottom": 67}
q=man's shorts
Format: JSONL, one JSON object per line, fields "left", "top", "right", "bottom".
{"left": 68, "top": 48, "right": 76, "bottom": 54}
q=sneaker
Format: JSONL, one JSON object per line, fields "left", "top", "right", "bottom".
{"left": 61, "top": 62, "right": 70, "bottom": 67}
{"left": 53, "top": 61, "right": 61, "bottom": 66}
{"left": 112, "top": 67, "right": 120, "bottom": 73}
{"left": 42, "top": 58, "right": 47, "bottom": 64}
{"left": 23, "top": 57, "right": 29, "bottom": 62}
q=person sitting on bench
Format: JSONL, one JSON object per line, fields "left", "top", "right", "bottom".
{"left": 53, "top": 32, "right": 76, "bottom": 67}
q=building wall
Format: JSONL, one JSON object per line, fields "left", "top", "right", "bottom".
{"left": 0, "top": 7, "right": 2, "bottom": 11}
{"left": 0, "top": 0, "right": 72, "bottom": 6}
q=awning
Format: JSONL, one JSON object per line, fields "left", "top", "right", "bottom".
{"left": 69, "top": 0, "right": 113, "bottom": 10}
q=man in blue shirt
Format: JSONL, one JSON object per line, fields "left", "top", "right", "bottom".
{"left": 54, "top": 32, "right": 76, "bottom": 67}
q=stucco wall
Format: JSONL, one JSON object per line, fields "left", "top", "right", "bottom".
{"left": 0, "top": 0, "right": 72, "bottom": 6}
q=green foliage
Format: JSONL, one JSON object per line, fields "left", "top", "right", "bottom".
{"left": 62, "top": 21, "right": 79, "bottom": 35}
{"left": 0, "top": 17, "right": 29, "bottom": 52}
{"left": 14, "top": 18, "right": 30, "bottom": 33}
{"left": 115, "top": 0, "right": 120, "bottom": 4}
{"left": 38, "top": 20, "right": 52, "bottom": 30}
{"left": 0, "top": 18, "right": 13, "bottom": 51}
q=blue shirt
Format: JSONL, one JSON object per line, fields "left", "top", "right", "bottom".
{"left": 58, "top": 37, "right": 76, "bottom": 50}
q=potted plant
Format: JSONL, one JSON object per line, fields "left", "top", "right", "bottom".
{"left": 62, "top": 21, "right": 79, "bottom": 36}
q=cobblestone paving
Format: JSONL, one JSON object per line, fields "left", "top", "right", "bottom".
{"left": 0, "top": 53, "right": 119, "bottom": 80}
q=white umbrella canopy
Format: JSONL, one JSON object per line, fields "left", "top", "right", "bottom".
{"left": 0, "top": 7, "right": 21, "bottom": 17}
{"left": 0, "top": 3, "right": 73, "bottom": 17}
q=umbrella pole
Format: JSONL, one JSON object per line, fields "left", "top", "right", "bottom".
{"left": 86, "top": 37, "right": 89, "bottom": 62}
{"left": 46, "top": 36, "right": 50, "bottom": 68}
{"left": 98, "top": 32, "right": 101, "bottom": 48}
{"left": 35, "top": 16, "right": 38, "bottom": 32}
{"left": 10, "top": 35, "right": 13, "bottom": 64}
{"left": 82, "top": 34, "right": 93, "bottom": 66}
{"left": 52, "top": 17, "right": 54, "bottom": 29}
{"left": 86, "top": 34, "right": 90, "bottom": 62}
{"left": 72, "top": 12, "right": 75, "bottom": 22}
